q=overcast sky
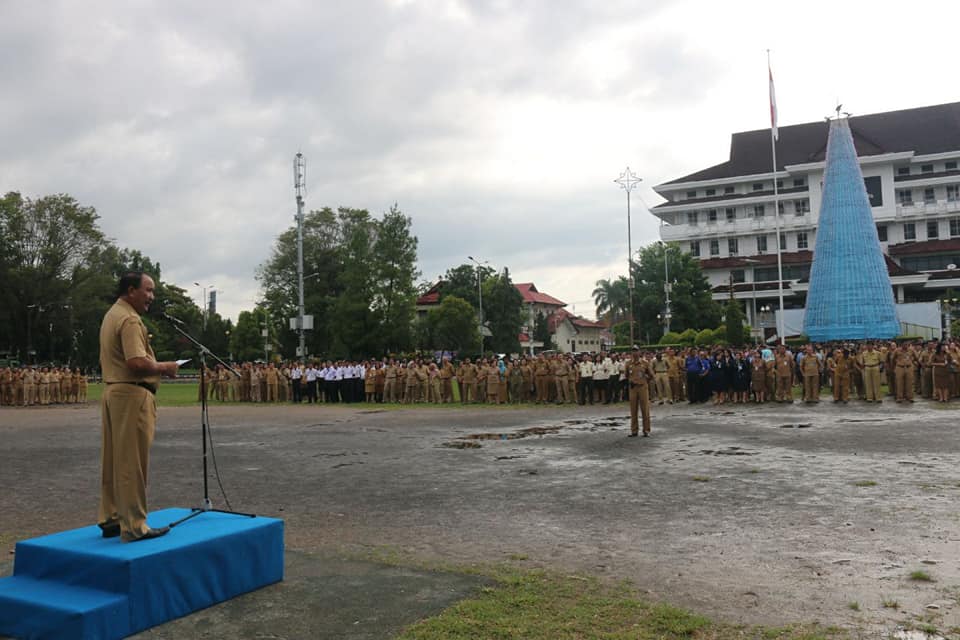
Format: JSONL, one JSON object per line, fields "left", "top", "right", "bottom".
{"left": 3, "top": 0, "right": 959, "bottom": 321}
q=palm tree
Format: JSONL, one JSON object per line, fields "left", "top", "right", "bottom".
{"left": 592, "top": 277, "right": 630, "bottom": 324}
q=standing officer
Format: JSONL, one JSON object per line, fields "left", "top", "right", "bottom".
{"left": 774, "top": 346, "right": 794, "bottom": 403}
{"left": 625, "top": 348, "right": 654, "bottom": 437}
{"left": 98, "top": 272, "right": 178, "bottom": 542}
{"left": 439, "top": 356, "right": 454, "bottom": 403}
{"left": 800, "top": 345, "right": 822, "bottom": 403}
{"left": 859, "top": 343, "right": 882, "bottom": 402}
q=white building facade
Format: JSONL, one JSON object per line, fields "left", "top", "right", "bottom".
{"left": 653, "top": 102, "right": 960, "bottom": 338}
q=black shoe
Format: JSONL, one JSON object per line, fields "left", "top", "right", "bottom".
{"left": 627, "top": 433, "right": 638, "bottom": 438}
{"left": 121, "top": 526, "right": 170, "bottom": 543}
{"left": 642, "top": 432, "right": 650, "bottom": 437}
{"left": 98, "top": 521, "right": 121, "bottom": 539}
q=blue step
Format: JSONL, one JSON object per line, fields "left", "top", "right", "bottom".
{"left": 0, "top": 508, "right": 284, "bottom": 639}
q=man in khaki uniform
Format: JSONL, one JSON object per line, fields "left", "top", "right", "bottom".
{"left": 625, "top": 348, "right": 654, "bottom": 437}
{"left": 774, "top": 347, "right": 794, "bottom": 403}
{"left": 458, "top": 359, "right": 477, "bottom": 404}
{"left": 384, "top": 360, "right": 399, "bottom": 403}
{"left": 439, "top": 357, "right": 454, "bottom": 403}
{"left": 553, "top": 356, "right": 570, "bottom": 404}
{"left": 265, "top": 363, "right": 279, "bottom": 402}
{"left": 99, "top": 272, "right": 178, "bottom": 542}
{"left": 652, "top": 353, "right": 671, "bottom": 405}
{"left": 859, "top": 343, "right": 882, "bottom": 402}
{"left": 892, "top": 344, "right": 917, "bottom": 403}
{"left": 800, "top": 346, "right": 822, "bottom": 403}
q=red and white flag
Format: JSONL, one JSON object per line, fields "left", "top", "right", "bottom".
{"left": 769, "top": 63, "right": 778, "bottom": 141}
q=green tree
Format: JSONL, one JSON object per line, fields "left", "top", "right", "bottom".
{"left": 439, "top": 263, "right": 495, "bottom": 310}
{"left": 482, "top": 268, "right": 523, "bottom": 354}
{"left": 428, "top": 295, "right": 479, "bottom": 352}
{"left": 372, "top": 204, "right": 420, "bottom": 353}
{"left": 723, "top": 297, "right": 749, "bottom": 346}
{"left": 534, "top": 311, "right": 554, "bottom": 352}
{"left": 631, "top": 242, "right": 720, "bottom": 343}
{"left": 592, "top": 277, "right": 630, "bottom": 324}
{"left": 231, "top": 308, "right": 270, "bottom": 363}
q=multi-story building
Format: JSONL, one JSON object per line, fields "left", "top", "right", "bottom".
{"left": 652, "top": 101, "right": 960, "bottom": 338}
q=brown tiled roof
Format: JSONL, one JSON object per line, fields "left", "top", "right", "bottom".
{"left": 698, "top": 250, "right": 813, "bottom": 270}
{"left": 515, "top": 283, "right": 566, "bottom": 306}
{"left": 888, "top": 239, "right": 960, "bottom": 256}
{"left": 662, "top": 102, "right": 960, "bottom": 185}
{"left": 415, "top": 281, "right": 445, "bottom": 306}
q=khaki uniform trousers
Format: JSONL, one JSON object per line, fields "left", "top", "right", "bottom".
{"left": 99, "top": 384, "right": 156, "bottom": 538}
{"left": 895, "top": 366, "right": 914, "bottom": 401}
{"left": 384, "top": 378, "right": 397, "bottom": 403}
{"left": 833, "top": 374, "right": 850, "bottom": 401}
{"left": 862, "top": 365, "right": 881, "bottom": 401}
{"left": 802, "top": 375, "right": 820, "bottom": 402}
{"left": 554, "top": 375, "right": 569, "bottom": 403}
{"left": 535, "top": 376, "right": 548, "bottom": 403}
{"left": 267, "top": 382, "right": 278, "bottom": 402}
{"left": 628, "top": 383, "right": 651, "bottom": 435}
{"left": 441, "top": 378, "right": 452, "bottom": 403}
{"left": 654, "top": 373, "right": 671, "bottom": 402}
{"left": 776, "top": 376, "right": 792, "bottom": 402}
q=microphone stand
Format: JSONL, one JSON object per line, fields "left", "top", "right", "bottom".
{"left": 161, "top": 313, "right": 255, "bottom": 528}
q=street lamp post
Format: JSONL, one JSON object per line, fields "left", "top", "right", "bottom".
{"left": 194, "top": 282, "right": 216, "bottom": 331}
{"left": 468, "top": 256, "right": 488, "bottom": 355}
{"left": 659, "top": 241, "right": 673, "bottom": 336}
{"left": 615, "top": 167, "right": 642, "bottom": 347}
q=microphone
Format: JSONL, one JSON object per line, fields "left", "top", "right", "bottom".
{"left": 162, "top": 312, "right": 187, "bottom": 326}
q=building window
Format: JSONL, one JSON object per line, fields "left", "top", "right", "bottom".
{"left": 927, "top": 220, "right": 939, "bottom": 239}
{"left": 689, "top": 241, "right": 701, "bottom": 257}
{"left": 705, "top": 188, "right": 716, "bottom": 196}
{"left": 708, "top": 209, "right": 718, "bottom": 223}
{"left": 777, "top": 202, "right": 785, "bottom": 215}
{"left": 947, "top": 161, "right": 958, "bottom": 171}
{"left": 728, "top": 238, "right": 739, "bottom": 256}
{"left": 686, "top": 190, "right": 697, "bottom": 198}
{"left": 710, "top": 239, "right": 719, "bottom": 256}
{"left": 904, "top": 222, "right": 916, "bottom": 241}
{"left": 951, "top": 218, "right": 960, "bottom": 237}
{"left": 724, "top": 186, "right": 735, "bottom": 194}
{"left": 921, "top": 164, "right": 934, "bottom": 174}
{"left": 753, "top": 204, "right": 765, "bottom": 218}
{"left": 901, "top": 254, "right": 960, "bottom": 271}
{"left": 779, "top": 233, "right": 787, "bottom": 251}
{"left": 948, "top": 185, "right": 959, "bottom": 202}
{"left": 877, "top": 224, "right": 888, "bottom": 242}
{"left": 864, "top": 176, "right": 883, "bottom": 206}
{"left": 796, "top": 199, "right": 810, "bottom": 215}
{"left": 796, "top": 232, "right": 808, "bottom": 250}
{"left": 757, "top": 235, "right": 768, "bottom": 254}
{"left": 752, "top": 183, "right": 764, "bottom": 191}
{"left": 730, "top": 269, "right": 745, "bottom": 283}
{"left": 924, "top": 188, "right": 936, "bottom": 204}
{"left": 687, "top": 211, "right": 698, "bottom": 225}
{"left": 897, "top": 167, "right": 910, "bottom": 176}
{"left": 776, "top": 180, "right": 784, "bottom": 189}
{"left": 897, "top": 189, "right": 913, "bottom": 205}
{"left": 725, "top": 207, "right": 735, "bottom": 222}
{"left": 793, "top": 177, "right": 806, "bottom": 187}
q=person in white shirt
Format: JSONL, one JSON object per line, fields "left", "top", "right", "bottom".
{"left": 305, "top": 364, "right": 318, "bottom": 403}
{"left": 290, "top": 363, "right": 303, "bottom": 403}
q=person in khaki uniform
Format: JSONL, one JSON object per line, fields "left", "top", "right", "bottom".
{"left": 919, "top": 343, "right": 934, "bottom": 399}
{"left": 553, "top": 356, "right": 570, "bottom": 404}
{"left": 384, "top": 360, "right": 398, "bottom": 403}
{"left": 892, "top": 344, "right": 917, "bottom": 403}
{"left": 485, "top": 363, "right": 501, "bottom": 404}
{"left": 439, "top": 357, "right": 454, "bottom": 403}
{"left": 774, "top": 348, "right": 794, "bottom": 403}
{"left": 99, "top": 272, "right": 178, "bottom": 542}
{"left": 652, "top": 353, "right": 671, "bottom": 405}
{"left": 800, "top": 346, "right": 822, "bottom": 403}
{"left": 534, "top": 357, "right": 550, "bottom": 403}
{"left": 857, "top": 343, "right": 882, "bottom": 402}
{"left": 831, "top": 348, "right": 851, "bottom": 403}
{"left": 458, "top": 359, "right": 477, "bottom": 404}
{"left": 265, "top": 363, "right": 279, "bottom": 402}
{"left": 625, "top": 348, "right": 654, "bottom": 437}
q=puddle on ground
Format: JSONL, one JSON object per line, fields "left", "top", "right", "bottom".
{"left": 698, "top": 447, "right": 759, "bottom": 456}
{"left": 777, "top": 423, "right": 813, "bottom": 429}
{"left": 442, "top": 417, "right": 627, "bottom": 450}
{"left": 891, "top": 630, "right": 946, "bottom": 640}
{"left": 441, "top": 441, "right": 482, "bottom": 449}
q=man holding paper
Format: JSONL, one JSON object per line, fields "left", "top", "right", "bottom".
{"left": 97, "top": 271, "right": 179, "bottom": 542}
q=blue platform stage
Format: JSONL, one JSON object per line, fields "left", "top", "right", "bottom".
{"left": 0, "top": 508, "right": 284, "bottom": 640}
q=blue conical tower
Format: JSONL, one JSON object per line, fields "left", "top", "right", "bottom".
{"left": 803, "top": 117, "right": 899, "bottom": 341}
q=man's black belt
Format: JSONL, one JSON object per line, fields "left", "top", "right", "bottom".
{"left": 108, "top": 381, "right": 157, "bottom": 394}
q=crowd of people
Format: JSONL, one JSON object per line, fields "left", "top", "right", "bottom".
{"left": 192, "top": 339, "right": 960, "bottom": 406}
{"left": 3, "top": 339, "right": 959, "bottom": 409}
{"left": 0, "top": 366, "right": 88, "bottom": 406}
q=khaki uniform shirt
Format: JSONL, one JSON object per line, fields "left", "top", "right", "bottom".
{"left": 99, "top": 299, "right": 159, "bottom": 386}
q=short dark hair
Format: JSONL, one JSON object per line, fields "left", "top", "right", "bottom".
{"left": 116, "top": 271, "right": 144, "bottom": 298}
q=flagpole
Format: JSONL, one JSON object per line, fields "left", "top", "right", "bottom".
{"left": 768, "top": 50, "right": 786, "bottom": 345}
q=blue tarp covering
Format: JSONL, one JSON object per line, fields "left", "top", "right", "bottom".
{"left": 803, "top": 118, "right": 900, "bottom": 341}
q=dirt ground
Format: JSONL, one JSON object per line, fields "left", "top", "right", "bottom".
{"left": 2, "top": 397, "right": 960, "bottom": 637}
